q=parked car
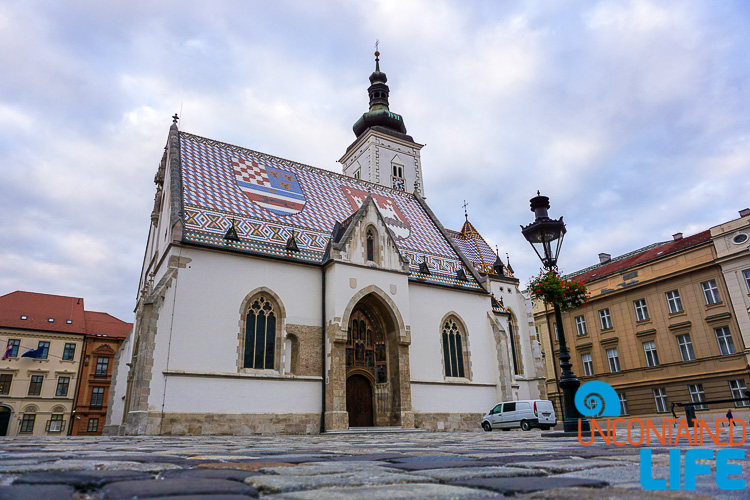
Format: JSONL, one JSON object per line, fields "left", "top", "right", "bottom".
{"left": 481, "top": 400, "right": 557, "bottom": 431}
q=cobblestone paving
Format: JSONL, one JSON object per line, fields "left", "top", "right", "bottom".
{"left": 0, "top": 430, "right": 746, "bottom": 499}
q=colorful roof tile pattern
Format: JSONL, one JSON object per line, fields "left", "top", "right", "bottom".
{"left": 179, "top": 132, "right": 483, "bottom": 291}
{"left": 446, "top": 220, "right": 514, "bottom": 278}
{"left": 568, "top": 230, "right": 711, "bottom": 283}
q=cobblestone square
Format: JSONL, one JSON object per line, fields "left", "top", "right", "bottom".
{"left": 1, "top": 429, "right": 747, "bottom": 498}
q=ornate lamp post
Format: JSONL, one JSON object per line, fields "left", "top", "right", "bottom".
{"left": 521, "top": 192, "right": 589, "bottom": 433}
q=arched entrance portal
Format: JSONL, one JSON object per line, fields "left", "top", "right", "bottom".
{"left": 337, "top": 292, "right": 411, "bottom": 429}
{"left": 0, "top": 407, "right": 11, "bottom": 436}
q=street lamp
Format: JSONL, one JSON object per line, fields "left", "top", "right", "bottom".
{"left": 521, "top": 192, "right": 589, "bottom": 433}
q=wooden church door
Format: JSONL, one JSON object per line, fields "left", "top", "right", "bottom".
{"left": 346, "top": 374, "right": 373, "bottom": 427}
{"left": 345, "top": 307, "right": 386, "bottom": 427}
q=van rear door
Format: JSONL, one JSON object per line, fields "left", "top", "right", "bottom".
{"left": 535, "top": 400, "right": 556, "bottom": 424}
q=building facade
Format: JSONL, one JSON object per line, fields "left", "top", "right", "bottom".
{"left": 710, "top": 209, "right": 750, "bottom": 367}
{"left": 0, "top": 291, "right": 130, "bottom": 436}
{"left": 536, "top": 229, "right": 749, "bottom": 421}
{"left": 69, "top": 312, "right": 129, "bottom": 435}
{"left": 106, "top": 53, "right": 545, "bottom": 435}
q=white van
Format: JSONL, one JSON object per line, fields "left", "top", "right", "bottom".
{"left": 481, "top": 400, "right": 557, "bottom": 431}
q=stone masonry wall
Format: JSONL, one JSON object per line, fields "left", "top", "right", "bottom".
{"left": 151, "top": 412, "right": 320, "bottom": 435}
{"left": 414, "top": 412, "right": 484, "bottom": 432}
{"left": 286, "top": 324, "right": 322, "bottom": 377}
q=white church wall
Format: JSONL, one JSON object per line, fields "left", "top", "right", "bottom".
{"left": 411, "top": 382, "right": 497, "bottom": 414}
{"left": 408, "top": 283, "right": 497, "bottom": 384}
{"left": 105, "top": 330, "right": 133, "bottom": 432}
{"left": 161, "top": 247, "right": 321, "bottom": 374}
{"left": 162, "top": 376, "right": 321, "bottom": 414}
{"left": 143, "top": 246, "right": 322, "bottom": 415}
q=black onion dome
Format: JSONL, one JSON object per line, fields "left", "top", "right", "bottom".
{"left": 351, "top": 50, "right": 410, "bottom": 141}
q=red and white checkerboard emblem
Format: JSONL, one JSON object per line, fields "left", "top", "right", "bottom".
{"left": 341, "top": 186, "right": 411, "bottom": 240}
{"left": 231, "top": 157, "right": 306, "bottom": 216}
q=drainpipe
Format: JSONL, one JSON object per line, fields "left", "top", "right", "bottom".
{"left": 320, "top": 264, "right": 326, "bottom": 434}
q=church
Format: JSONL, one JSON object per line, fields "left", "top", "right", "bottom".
{"left": 105, "top": 52, "right": 545, "bottom": 435}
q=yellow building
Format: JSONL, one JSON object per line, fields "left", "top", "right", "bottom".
{"left": 535, "top": 229, "right": 748, "bottom": 421}
{"left": 0, "top": 292, "right": 88, "bottom": 436}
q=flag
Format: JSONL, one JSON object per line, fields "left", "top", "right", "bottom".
{"left": 21, "top": 348, "right": 43, "bottom": 359}
{"left": 1, "top": 343, "right": 12, "bottom": 360}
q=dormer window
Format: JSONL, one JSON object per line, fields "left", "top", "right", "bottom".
{"left": 66, "top": 320, "right": 72, "bottom": 324}
{"left": 48, "top": 318, "right": 54, "bottom": 323}
{"left": 20, "top": 315, "right": 27, "bottom": 320}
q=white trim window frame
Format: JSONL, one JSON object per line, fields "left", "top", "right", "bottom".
{"left": 688, "top": 384, "right": 708, "bottom": 410}
{"left": 581, "top": 353, "right": 594, "bottom": 377}
{"left": 714, "top": 326, "right": 736, "bottom": 355}
{"left": 643, "top": 341, "right": 659, "bottom": 367}
{"left": 665, "top": 290, "right": 683, "bottom": 314}
{"left": 575, "top": 315, "right": 587, "bottom": 336}
{"left": 729, "top": 380, "right": 749, "bottom": 408}
{"left": 676, "top": 334, "right": 695, "bottom": 361}
{"left": 701, "top": 280, "right": 721, "bottom": 305}
{"left": 599, "top": 308, "right": 612, "bottom": 330}
{"left": 634, "top": 299, "right": 649, "bottom": 321}
{"left": 743, "top": 270, "right": 750, "bottom": 294}
{"left": 619, "top": 393, "right": 629, "bottom": 416}
{"left": 606, "top": 347, "right": 621, "bottom": 373}
{"left": 653, "top": 387, "right": 669, "bottom": 413}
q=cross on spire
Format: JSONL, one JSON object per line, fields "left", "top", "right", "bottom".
{"left": 462, "top": 200, "right": 469, "bottom": 221}
{"left": 172, "top": 113, "right": 179, "bottom": 125}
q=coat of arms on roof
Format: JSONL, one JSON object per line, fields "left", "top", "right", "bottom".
{"left": 341, "top": 186, "right": 411, "bottom": 240}
{"left": 231, "top": 157, "right": 307, "bottom": 216}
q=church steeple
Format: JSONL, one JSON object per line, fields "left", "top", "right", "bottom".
{"left": 352, "top": 50, "right": 410, "bottom": 139}
{"left": 339, "top": 47, "right": 424, "bottom": 197}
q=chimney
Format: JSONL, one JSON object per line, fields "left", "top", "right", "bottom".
{"left": 673, "top": 233, "right": 683, "bottom": 241}
{"left": 598, "top": 253, "right": 611, "bottom": 264}
{"left": 740, "top": 208, "right": 750, "bottom": 217}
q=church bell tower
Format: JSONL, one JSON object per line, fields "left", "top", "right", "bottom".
{"left": 339, "top": 50, "right": 425, "bottom": 197}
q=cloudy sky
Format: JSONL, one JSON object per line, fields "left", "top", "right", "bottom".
{"left": 1, "top": 0, "right": 748, "bottom": 322}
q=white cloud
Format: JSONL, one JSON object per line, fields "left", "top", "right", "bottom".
{"left": 0, "top": 0, "right": 748, "bottom": 319}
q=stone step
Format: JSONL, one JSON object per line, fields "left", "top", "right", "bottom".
{"left": 326, "top": 427, "right": 426, "bottom": 435}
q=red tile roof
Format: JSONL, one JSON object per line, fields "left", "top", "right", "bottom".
{"left": 0, "top": 291, "right": 131, "bottom": 337}
{"left": 84, "top": 311, "right": 131, "bottom": 338}
{"left": 570, "top": 230, "right": 712, "bottom": 284}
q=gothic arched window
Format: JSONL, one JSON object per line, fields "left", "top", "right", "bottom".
{"left": 366, "top": 228, "right": 375, "bottom": 262}
{"left": 442, "top": 318, "right": 466, "bottom": 378}
{"left": 244, "top": 296, "right": 277, "bottom": 369}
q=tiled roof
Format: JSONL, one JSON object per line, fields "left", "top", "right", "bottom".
{"left": 179, "top": 132, "right": 484, "bottom": 291}
{"left": 84, "top": 311, "right": 131, "bottom": 338}
{"left": 0, "top": 291, "right": 87, "bottom": 334}
{"left": 569, "top": 230, "right": 712, "bottom": 283}
{"left": 446, "top": 220, "right": 513, "bottom": 278}
{"left": 0, "top": 291, "right": 132, "bottom": 336}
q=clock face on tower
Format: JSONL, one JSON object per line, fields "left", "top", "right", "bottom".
{"left": 392, "top": 176, "right": 405, "bottom": 191}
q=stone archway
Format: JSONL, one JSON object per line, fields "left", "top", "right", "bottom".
{"left": 326, "top": 287, "right": 413, "bottom": 431}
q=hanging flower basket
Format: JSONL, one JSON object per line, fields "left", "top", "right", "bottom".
{"left": 528, "top": 271, "right": 589, "bottom": 312}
